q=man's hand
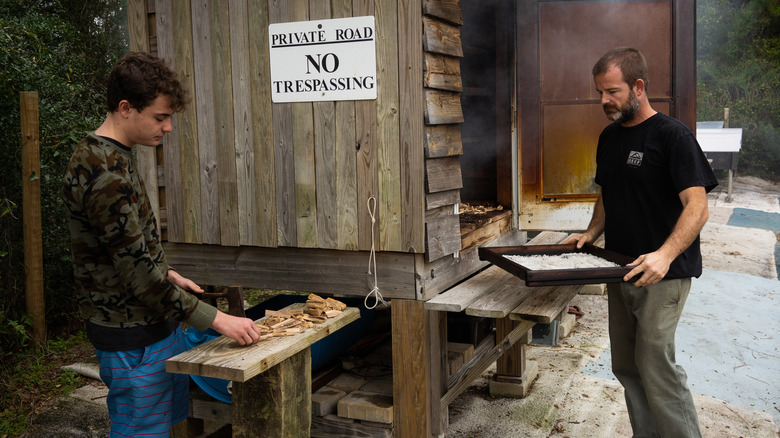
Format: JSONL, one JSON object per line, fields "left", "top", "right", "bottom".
{"left": 211, "top": 311, "right": 261, "bottom": 346}
{"left": 625, "top": 186, "right": 709, "bottom": 287}
{"left": 166, "top": 270, "right": 259, "bottom": 345}
{"left": 624, "top": 249, "right": 675, "bottom": 287}
{"left": 167, "top": 269, "right": 204, "bottom": 294}
{"left": 563, "top": 194, "right": 605, "bottom": 249}
{"left": 562, "top": 232, "right": 593, "bottom": 248}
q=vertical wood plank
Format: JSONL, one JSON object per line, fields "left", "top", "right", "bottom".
{"left": 191, "top": 0, "right": 221, "bottom": 244}
{"left": 212, "top": 3, "right": 240, "bottom": 246}
{"left": 495, "top": 316, "right": 528, "bottom": 377}
{"left": 172, "top": 0, "right": 202, "bottom": 244}
{"left": 354, "top": 0, "right": 378, "bottom": 251}
{"left": 291, "top": 0, "right": 317, "bottom": 248}
{"left": 269, "top": 0, "right": 297, "bottom": 247}
{"left": 127, "top": 0, "right": 160, "bottom": 237}
{"left": 674, "top": 0, "right": 697, "bottom": 129}
{"left": 375, "top": 0, "right": 402, "bottom": 252}
{"left": 248, "top": 0, "right": 277, "bottom": 247}
{"left": 332, "top": 0, "right": 359, "bottom": 251}
{"left": 398, "top": 0, "right": 425, "bottom": 253}
{"left": 20, "top": 91, "right": 45, "bottom": 347}
{"left": 229, "top": 0, "right": 258, "bottom": 246}
{"left": 429, "top": 309, "right": 448, "bottom": 435}
{"left": 392, "top": 299, "right": 432, "bottom": 437}
{"left": 155, "top": 0, "right": 184, "bottom": 243}
{"left": 127, "top": 0, "right": 150, "bottom": 53}
{"left": 310, "top": 1, "right": 338, "bottom": 249}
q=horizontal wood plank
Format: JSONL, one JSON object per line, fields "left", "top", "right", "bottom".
{"left": 510, "top": 284, "right": 583, "bottom": 324}
{"left": 311, "top": 414, "right": 393, "bottom": 438}
{"left": 424, "top": 89, "right": 464, "bottom": 125}
{"left": 424, "top": 124, "right": 462, "bottom": 158}
{"left": 424, "top": 52, "right": 462, "bottom": 92}
{"left": 163, "top": 243, "right": 418, "bottom": 299}
{"left": 423, "top": 0, "right": 463, "bottom": 25}
{"left": 464, "top": 277, "right": 535, "bottom": 318}
{"left": 423, "top": 16, "right": 462, "bottom": 57}
{"left": 166, "top": 305, "right": 359, "bottom": 382}
{"left": 425, "top": 265, "right": 510, "bottom": 312}
{"left": 425, "top": 189, "right": 460, "bottom": 210}
{"left": 425, "top": 156, "right": 463, "bottom": 193}
{"left": 460, "top": 212, "right": 511, "bottom": 250}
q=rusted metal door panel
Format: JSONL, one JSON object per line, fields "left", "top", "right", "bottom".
{"left": 542, "top": 104, "right": 607, "bottom": 197}
{"left": 539, "top": 1, "right": 672, "bottom": 102}
{"left": 517, "top": 0, "right": 692, "bottom": 230}
{"left": 539, "top": 0, "right": 672, "bottom": 198}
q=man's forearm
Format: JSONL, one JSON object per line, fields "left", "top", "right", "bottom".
{"left": 584, "top": 194, "right": 606, "bottom": 242}
{"left": 657, "top": 187, "right": 709, "bottom": 261}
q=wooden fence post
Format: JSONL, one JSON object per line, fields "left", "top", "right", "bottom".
{"left": 20, "top": 91, "right": 46, "bottom": 347}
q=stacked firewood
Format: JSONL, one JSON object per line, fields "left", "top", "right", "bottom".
{"left": 254, "top": 294, "right": 346, "bottom": 342}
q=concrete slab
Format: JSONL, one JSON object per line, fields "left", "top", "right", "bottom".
{"left": 583, "top": 269, "right": 780, "bottom": 427}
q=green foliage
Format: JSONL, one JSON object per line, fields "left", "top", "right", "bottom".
{"left": 0, "top": 330, "right": 92, "bottom": 435}
{"left": 697, "top": 0, "right": 780, "bottom": 180}
{"left": 0, "top": 0, "right": 129, "bottom": 354}
{"left": 0, "top": 310, "right": 32, "bottom": 350}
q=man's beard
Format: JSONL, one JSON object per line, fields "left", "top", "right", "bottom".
{"left": 603, "top": 90, "right": 639, "bottom": 124}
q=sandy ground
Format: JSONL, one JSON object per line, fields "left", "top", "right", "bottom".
{"left": 445, "top": 176, "right": 779, "bottom": 438}
{"left": 28, "top": 176, "right": 780, "bottom": 438}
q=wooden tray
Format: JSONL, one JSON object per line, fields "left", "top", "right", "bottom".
{"left": 478, "top": 243, "right": 635, "bottom": 286}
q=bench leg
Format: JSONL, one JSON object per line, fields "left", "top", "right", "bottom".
{"left": 231, "top": 348, "right": 311, "bottom": 437}
{"left": 489, "top": 316, "right": 537, "bottom": 398}
{"left": 392, "top": 299, "right": 434, "bottom": 437}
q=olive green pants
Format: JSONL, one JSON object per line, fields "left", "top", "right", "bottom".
{"left": 607, "top": 279, "right": 702, "bottom": 438}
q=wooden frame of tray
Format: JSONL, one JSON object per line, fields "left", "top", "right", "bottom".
{"left": 478, "top": 243, "right": 636, "bottom": 286}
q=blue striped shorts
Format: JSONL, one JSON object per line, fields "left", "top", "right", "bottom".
{"left": 96, "top": 326, "right": 189, "bottom": 437}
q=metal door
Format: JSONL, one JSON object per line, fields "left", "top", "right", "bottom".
{"left": 517, "top": 0, "right": 695, "bottom": 230}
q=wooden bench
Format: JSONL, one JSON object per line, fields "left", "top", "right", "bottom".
{"left": 166, "top": 303, "right": 360, "bottom": 437}
{"left": 425, "top": 231, "right": 583, "bottom": 408}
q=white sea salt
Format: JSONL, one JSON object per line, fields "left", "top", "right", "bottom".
{"left": 505, "top": 252, "right": 620, "bottom": 271}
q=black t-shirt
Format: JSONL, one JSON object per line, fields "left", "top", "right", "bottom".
{"left": 595, "top": 112, "right": 718, "bottom": 279}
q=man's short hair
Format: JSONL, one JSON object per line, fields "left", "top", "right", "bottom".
{"left": 592, "top": 47, "right": 649, "bottom": 90}
{"left": 106, "top": 51, "right": 188, "bottom": 113}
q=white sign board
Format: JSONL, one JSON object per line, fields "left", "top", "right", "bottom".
{"left": 269, "top": 16, "right": 376, "bottom": 103}
{"left": 696, "top": 128, "right": 743, "bottom": 152}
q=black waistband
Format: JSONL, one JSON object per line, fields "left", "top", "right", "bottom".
{"left": 85, "top": 318, "right": 180, "bottom": 352}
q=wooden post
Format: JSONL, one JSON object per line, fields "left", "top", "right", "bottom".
{"left": 20, "top": 91, "right": 45, "bottom": 347}
{"left": 392, "top": 299, "right": 433, "bottom": 437}
{"left": 489, "top": 317, "right": 537, "bottom": 398}
{"left": 230, "top": 348, "right": 311, "bottom": 437}
{"left": 724, "top": 107, "right": 733, "bottom": 201}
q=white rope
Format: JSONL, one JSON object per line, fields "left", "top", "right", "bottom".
{"left": 364, "top": 196, "right": 386, "bottom": 310}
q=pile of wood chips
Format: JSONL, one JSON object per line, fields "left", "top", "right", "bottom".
{"left": 459, "top": 202, "right": 504, "bottom": 215}
{"left": 255, "top": 294, "right": 347, "bottom": 342}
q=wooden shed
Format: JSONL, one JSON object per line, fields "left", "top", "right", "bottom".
{"left": 128, "top": 0, "right": 695, "bottom": 436}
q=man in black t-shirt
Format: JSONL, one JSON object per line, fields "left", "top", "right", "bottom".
{"left": 565, "top": 47, "right": 717, "bottom": 437}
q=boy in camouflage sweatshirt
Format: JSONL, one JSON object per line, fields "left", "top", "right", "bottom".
{"left": 63, "top": 52, "right": 260, "bottom": 437}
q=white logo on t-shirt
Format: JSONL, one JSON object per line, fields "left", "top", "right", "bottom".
{"left": 627, "top": 151, "right": 643, "bottom": 166}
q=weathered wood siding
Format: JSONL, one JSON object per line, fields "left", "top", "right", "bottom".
{"left": 128, "top": 0, "right": 425, "bottom": 254}
{"left": 422, "top": 2, "right": 463, "bottom": 262}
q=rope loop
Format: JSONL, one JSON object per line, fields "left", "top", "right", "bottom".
{"left": 365, "top": 196, "right": 386, "bottom": 309}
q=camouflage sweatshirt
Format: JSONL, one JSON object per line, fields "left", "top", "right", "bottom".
{"left": 63, "top": 133, "right": 217, "bottom": 333}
